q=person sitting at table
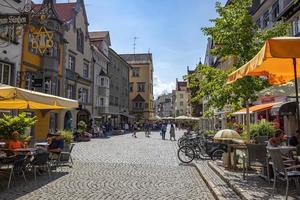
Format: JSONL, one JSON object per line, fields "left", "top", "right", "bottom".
{"left": 268, "top": 129, "right": 287, "bottom": 147}
{"left": 289, "top": 130, "right": 300, "bottom": 146}
{"left": 48, "top": 131, "right": 64, "bottom": 153}
{"left": 7, "top": 131, "right": 24, "bottom": 150}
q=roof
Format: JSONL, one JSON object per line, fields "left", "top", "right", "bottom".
{"left": 32, "top": 3, "right": 76, "bottom": 22}
{"left": 89, "top": 31, "right": 111, "bottom": 45}
{"left": 120, "top": 54, "right": 152, "bottom": 64}
{"left": 233, "top": 102, "right": 281, "bottom": 115}
{"left": 132, "top": 94, "right": 145, "bottom": 102}
{"left": 177, "top": 81, "right": 187, "bottom": 90}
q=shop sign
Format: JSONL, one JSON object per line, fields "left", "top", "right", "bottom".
{"left": 32, "top": 79, "right": 43, "bottom": 87}
{"left": 0, "top": 14, "right": 28, "bottom": 26}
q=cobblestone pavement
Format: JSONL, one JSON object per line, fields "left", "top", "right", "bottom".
{"left": 0, "top": 130, "right": 214, "bottom": 200}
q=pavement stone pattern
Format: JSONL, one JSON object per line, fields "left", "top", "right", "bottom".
{"left": 194, "top": 160, "right": 241, "bottom": 200}
{"left": 208, "top": 161, "right": 300, "bottom": 200}
{"left": 0, "top": 130, "right": 215, "bottom": 200}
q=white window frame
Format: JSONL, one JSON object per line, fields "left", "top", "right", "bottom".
{"left": 0, "top": 62, "right": 11, "bottom": 85}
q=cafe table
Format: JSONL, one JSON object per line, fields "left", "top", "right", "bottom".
{"left": 267, "top": 146, "right": 296, "bottom": 156}
{"left": 34, "top": 142, "right": 49, "bottom": 148}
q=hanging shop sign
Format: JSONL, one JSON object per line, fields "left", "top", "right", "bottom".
{"left": 0, "top": 14, "right": 29, "bottom": 26}
{"left": 31, "top": 26, "right": 54, "bottom": 54}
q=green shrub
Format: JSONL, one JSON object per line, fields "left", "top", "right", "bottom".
{"left": 206, "top": 130, "right": 217, "bottom": 136}
{"left": 249, "top": 120, "right": 275, "bottom": 139}
{"left": 0, "top": 113, "right": 37, "bottom": 139}
{"left": 61, "top": 130, "right": 73, "bottom": 143}
{"left": 77, "top": 121, "right": 87, "bottom": 135}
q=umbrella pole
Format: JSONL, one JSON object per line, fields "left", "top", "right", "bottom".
{"left": 293, "top": 58, "right": 300, "bottom": 133}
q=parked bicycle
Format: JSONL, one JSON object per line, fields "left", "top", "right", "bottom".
{"left": 177, "top": 133, "right": 227, "bottom": 163}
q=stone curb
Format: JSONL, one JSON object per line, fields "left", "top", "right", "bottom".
{"left": 192, "top": 161, "right": 229, "bottom": 200}
{"left": 207, "top": 161, "right": 251, "bottom": 200}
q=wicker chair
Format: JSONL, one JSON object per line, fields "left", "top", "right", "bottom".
{"left": 269, "top": 148, "right": 300, "bottom": 200}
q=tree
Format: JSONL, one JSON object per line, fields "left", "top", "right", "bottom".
{"left": 188, "top": 0, "right": 290, "bottom": 138}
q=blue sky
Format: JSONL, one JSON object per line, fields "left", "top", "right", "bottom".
{"left": 34, "top": 0, "right": 227, "bottom": 98}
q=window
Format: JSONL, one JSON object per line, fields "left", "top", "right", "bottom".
{"left": 77, "top": 29, "right": 84, "bottom": 53}
{"left": 132, "top": 68, "right": 140, "bottom": 77}
{"left": 83, "top": 63, "right": 89, "bottom": 79}
{"left": 66, "top": 84, "right": 74, "bottom": 99}
{"left": 129, "top": 82, "right": 133, "bottom": 92}
{"left": 180, "top": 94, "right": 183, "bottom": 98}
{"left": 180, "top": 101, "right": 184, "bottom": 106}
{"left": 79, "top": 88, "right": 88, "bottom": 103}
{"left": 0, "top": 62, "right": 12, "bottom": 85}
{"left": 100, "top": 78, "right": 105, "bottom": 86}
{"left": 137, "top": 82, "right": 145, "bottom": 92}
{"left": 109, "top": 95, "right": 113, "bottom": 105}
{"left": 97, "top": 97, "right": 105, "bottom": 107}
{"left": 114, "top": 97, "right": 118, "bottom": 106}
{"left": 292, "top": 17, "right": 300, "bottom": 36}
{"left": 133, "top": 101, "right": 144, "bottom": 110}
{"left": 262, "top": 11, "right": 269, "bottom": 28}
{"left": 256, "top": 18, "right": 261, "bottom": 29}
{"left": 68, "top": 55, "right": 75, "bottom": 70}
{"left": 272, "top": 1, "right": 279, "bottom": 20}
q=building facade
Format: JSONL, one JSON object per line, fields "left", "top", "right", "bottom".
{"left": 0, "top": 0, "right": 28, "bottom": 87}
{"left": 59, "top": 0, "right": 93, "bottom": 130}
{"left": 120, "top": 53, "right": 154, "bottom": 120}
{"left": 89, "top": 31, "right": 111, "bottom": 125}
{"left": 155, "top": 93, "right": 173, "bottom": 117}
{"left": 108, "top": 48, "right": 130, "bottom": 128}
{"left": 173, "top": 80, "right": 191, "bottom": 117}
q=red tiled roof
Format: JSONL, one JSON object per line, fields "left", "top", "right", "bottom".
{"left": 32, "top": 3, "right": 76, "bottom": 22}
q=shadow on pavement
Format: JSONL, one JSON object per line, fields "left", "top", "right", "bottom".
{"left": 0, "top": 171, "right": 68, "bottom": 200}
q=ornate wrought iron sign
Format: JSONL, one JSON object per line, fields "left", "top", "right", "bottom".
{"left": 0, "top": 14, "right": 28, "bottom": 26}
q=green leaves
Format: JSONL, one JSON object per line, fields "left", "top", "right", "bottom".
{"left": 0, "top": 113, "right": 37, "bottom": 139}
{"left": 190, "top": 0, "right": 290, "bottom": 115}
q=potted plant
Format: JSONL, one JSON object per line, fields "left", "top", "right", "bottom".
{"left": 249, "top": 120, "right": 276, "bottom": 141}
{"left": 74, "top": 121, "right": 91, "bottom": 142}
{"left": 0, "top": 113, "right": 36, "bottom": 146}
{"left": 61, "top": 130, "right": 73, "bottom": 151}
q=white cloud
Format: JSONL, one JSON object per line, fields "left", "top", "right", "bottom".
{"left": 153, "top": 75, "right": 175, "bottom": 99}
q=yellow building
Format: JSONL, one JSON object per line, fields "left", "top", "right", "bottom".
{"left": 120, "top": 54, "right": 154, "bottom": 120}
{"left": 19, "top": 1, "right": 65, "bottom": 140}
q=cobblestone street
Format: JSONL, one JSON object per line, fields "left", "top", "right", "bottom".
{"left": 0, "top": 130, "right": 214, "bottom": 200}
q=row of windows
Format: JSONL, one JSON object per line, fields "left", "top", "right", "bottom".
{"left": 66, "top": 85, "right": 89, "bottom": 104}
{"left": 256, "top": 1, "right": 279, "bottom": 29}
{"left": 67, "top": 55, "right": 90, "bottom": 79}
{"left": 129, "top": 82, "right": 146, "bottom": 92}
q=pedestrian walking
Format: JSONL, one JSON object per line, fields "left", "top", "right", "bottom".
{"left": 144, "top": 121, "right": 150, "bottom": 138}
{"left": 124, "top": 123, "right": 129, "bottom": 133}
{"left": 169, "top": 124, "right": 176, "bottom": 141}
{"left": 132, "top": 122, "right": 138, "bottom": 138}
{"left": 161, "top": 123, "right": 167, "bottom": 140}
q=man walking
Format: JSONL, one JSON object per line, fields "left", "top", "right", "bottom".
{"left": 144, "top": 121, "right": 150, "bottom": 138}
{"left": 161, "top": 123, "right": 167, "bottom": 140}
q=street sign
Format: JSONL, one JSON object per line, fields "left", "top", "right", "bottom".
{"left": 0, "top": 14, "right": 29, "bottom": 26}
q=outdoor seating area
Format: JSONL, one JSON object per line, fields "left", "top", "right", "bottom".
{"left": 0, "top": 140, "right": 75, "bottom": 190}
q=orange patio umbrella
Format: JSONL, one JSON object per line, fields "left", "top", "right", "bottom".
{"left": 227, "top": 37, "right": 300, "bottom": 129}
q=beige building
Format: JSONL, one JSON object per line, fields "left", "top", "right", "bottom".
{"left": 57, "top": 0, "right": 93, "bottom": 130}
{"left": 173, "top": 80, "right": 191, "bottom": 117}
{"left": 120, "top": 54, "right": 154, "bottom": 120}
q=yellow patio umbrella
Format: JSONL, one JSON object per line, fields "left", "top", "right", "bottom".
{"left": 227, "top": 37, "right": 300, "bottom": 129}
{"left": 213, "top": 129, "right": 241, "bottom": 141}
{"left": 0, "top": 84, "right": 78, "bottom": 110}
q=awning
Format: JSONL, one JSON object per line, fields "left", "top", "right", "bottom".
{"left": 0, "top": 84, "right": 78, "bottom": 110}
{"left": 271, "top": 101, "right": 299, "bottom": 116}
{"left": 233, "top": 102, "right": 280, "bottom": 115}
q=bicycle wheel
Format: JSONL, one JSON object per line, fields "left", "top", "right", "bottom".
{"left": 177, "top": 146, "right": 195, "bottom": 164}
{"left": 211, "top": 149, "right": 225, "bottom": 161}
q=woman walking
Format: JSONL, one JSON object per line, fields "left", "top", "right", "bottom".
{"left": 132, "top": 122, "right": 138, "bottom": 138}
{"left": 169, "top": 124, "right": 176, "bottom": 141}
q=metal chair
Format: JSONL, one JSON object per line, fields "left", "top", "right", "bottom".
{"left": 245, "top": 144, "right": 270, "bottom": 182}
{"left": 56, "top": 143, "right": 75, "bottom": 170}
{"left": 269, "top": 148, "right": 300, "bottom": 200}
{"left": 7, "top": 155, "right": 30, "bottom": 189}
{"left": 30, "top": 152, "right": 51, "bottom": 180}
